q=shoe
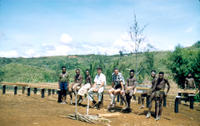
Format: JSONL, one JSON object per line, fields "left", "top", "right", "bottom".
{"left": 139, "top": 105, "right": 144, "bottom": 109}
{"left": 146, "top": 112, "right": 151, "bottom": 118}
{"left": 155, "top": 116, "right": 160, "bottom": 121}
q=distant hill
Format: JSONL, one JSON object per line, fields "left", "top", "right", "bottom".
{"left": 0, "top": 41, "right": 199, "bottom": 84}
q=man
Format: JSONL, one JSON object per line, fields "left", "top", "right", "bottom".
{"left": 125, "top": 69, "right": 137, "bottom": 110}
{"left": 108, "top": 68, "right": 127, "bottom": 110}
{"left": 151, "top": 72, "right": 170, "bottom": 121}
{"left": 185, "top": 73, "right": 196, "bottom": 89}
{"left": 146, "top": 70, "right": 157, "bottom": 118}
{"left": 77, "top": 69, "right": 92, "bottom": 104}
{"left": 69, "top": 69, "right": 83, "bottom": 104}
{"left": 88, "top": 67, "right": 106, "bottom": 109}
{"left": 58, "top": 66, "right": 69, "bottom": 104}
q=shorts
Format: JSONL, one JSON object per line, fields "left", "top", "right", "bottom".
{"left": 114, "top": 84, "right": 122, "bottom": 89}
{"left": 155, "top": 90, "right": 165, "bottom": 98}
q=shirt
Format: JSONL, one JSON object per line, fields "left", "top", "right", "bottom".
{"left": 112, "top": 72, "right": 125, "bottom": 86}
{"left": 94, "top": 73, "right": 106, "bottom": 86}
{"left": 59, "top": 72, "right": 69, "bottom": 83}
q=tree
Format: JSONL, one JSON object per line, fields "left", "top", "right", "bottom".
{"left": 129, "top": 14, "right": 146, "bottom": 79}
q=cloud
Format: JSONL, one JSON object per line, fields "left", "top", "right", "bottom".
{"left": 60, "top": 33, "right": 72, "bottom": 44}
{"left": 185, "top": 26, "right": 193, "bottom": 33}
{"left": 0, "top": 50, "right": 19, "bottom": 57}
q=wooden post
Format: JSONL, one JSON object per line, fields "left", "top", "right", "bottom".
{"left": 48, "top": 89, "right": 51, "bottom": 96}
{"left": 138, "top": 96, "right": 141, "bottom": 104}
{"left": 27, "top": 87, "right": 31, "bottom": 96}
{"left": 189, "top": 94, "right": 195, "bottom": 109}
{"left": 174, "top": 96, "right": 181, "bottom": 113}
{"left": 52, "top": 89, "right": 55, "bottom": 95}
{"left": 2, "top": 85, "right": 6, "bottom": 94}
{"left": 33, "top": 88, "right": 37, "bottom": 94}
{"left": 57, "top": 89, "right": 62, "bottom": 103}
{"left": 14, "top": 85, "right": 18, "bottom": 95}
{"left": 163, "top": 95, "right": 167, "bottom": 107}
{"left": 22, "top": 86, "right": 26, "bottom": 94}
{"left": 41, "top": 88, "right": 45, "bottom": 98}
{"left": 146, "top": 95, "right": 150, "bottom": 108}
{"left": 178, "top": 92, "right": 181, "bottom": 104}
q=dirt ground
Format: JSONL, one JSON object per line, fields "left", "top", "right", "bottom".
{"left": 0, "top": 90, "right": 200, "bottom": 126}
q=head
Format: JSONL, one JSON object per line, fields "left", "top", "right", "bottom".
{"left": 151, "top": 70, "right": 156, "bottom": 78}
{"left": 85, "top": 69, "right": 90, "bottom": 76}
{"left": 75, "top": 69, "right": 80, "bottom": 75}
{"left": 114, "top": 68, "right": 119, "bottom": 75}
{"left": 97, "top": 67, "right": 102, "bottom": 75}
{"left": 130, "top": 69, "right": 135, "bottom": 77}
{"left": 158, "top": 72, "right": 164, "bottom": 79}
{"left": 61, "top": 66, "right": 66, "bottom": 73}
{"left": 188, "top": 73, "right": 192, "bottom": 77}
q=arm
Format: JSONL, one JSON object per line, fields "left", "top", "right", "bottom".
{"left": 184, "top": 79, "right": 187, "bottom": 89}
{"left": 120, "top": 81, "right": 124, "bottom": 91}
{"left": 166, "top": 80, "right": 170, "bottom": 95}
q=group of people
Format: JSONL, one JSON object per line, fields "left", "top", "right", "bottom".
{"left": 58, "top": 66, "right": 172, "bottom": 120}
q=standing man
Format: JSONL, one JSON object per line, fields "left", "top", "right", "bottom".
{"left": 146, "top": 70, "right": 157, "bottom": 118}
{"left": 69, "top": 69, "right": 83, "bottom": 104}
{"left": 151, "top": 72, "right": 170, "bottom": 121}
{"left": 77, "top": 69, "right": 92, "bottom": 104}
{"left": 185, "top": 73, "right": 196, "bottom": 89}
{"left": 108, "top": 68, "right": 127, "bottom": 110}
{"left": 125, "top": 69, "right": 137, "bottom": 110}
{"left": 58, "top": 66, "right": 69, "bottom": 104}
{"left": 88, "top": 67, "right": 106, "bottom": 109}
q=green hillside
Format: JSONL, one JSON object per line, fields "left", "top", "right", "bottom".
{"left": 0, "top": 41, "right": 199, "bottom": 87}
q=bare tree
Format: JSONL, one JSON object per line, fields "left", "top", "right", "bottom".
{"left": 129, "top": 14, "right": 147, "bottom": 79}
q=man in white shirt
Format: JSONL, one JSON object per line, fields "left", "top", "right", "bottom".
{"left": 88, "top": 67, "right": 106, "bottom": 109}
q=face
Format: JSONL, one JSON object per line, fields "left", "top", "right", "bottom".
{"left": 86, "top": 71, "right": 89, "bottom": 75}
{"left": 97, "top": 69, "right": 102, "bottom": 74}
{"left": 151, "top": 72, "right": 156, "bottom": 78}
{"left": 114, "top": 69, "right": 119, "bottom": 75}
{"left": 188, "top": 73, "right": 192, "bottom": 77}
{"left": 159, "top": 74, "right": 164, "bottom": 79}
{"left": 76, "top": 70, "right": 80, "bottom": 75}
{"left": 62, "top": 68, "right": 66, "bottom": 73}
{"left": 130, "top": 72, "right": 134, "bottom": 77}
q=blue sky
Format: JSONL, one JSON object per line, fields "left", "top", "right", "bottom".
{"left": 0, "top": 0, "right": 200, "bottom": 57}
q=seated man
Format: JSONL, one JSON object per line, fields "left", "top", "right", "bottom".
{"left": 77, "top": 69, "right": 92, "bottom": 104}
{"left": 125, "top": 69, "right": 137, "bottom": 110}
{"left": 108, "top": 68, "right": 127, "bottom": 110}
{"left": 69, "top": 69, "right": 83, "bottom": 104}
{"left": 185, "top": 73, "right": 196, "bottom": 89}
{"left": 88, "top": 67, "right": 106, "bottom": 109}
{"left": 58, "top": 66, "right": 69, "bottom": 104}
{"left": 151, "top": 72, "right": 170, "bottom": 121}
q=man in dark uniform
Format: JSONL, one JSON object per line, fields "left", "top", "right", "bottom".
{"left": 151, "top": 72, "right": 170, "bottom": 121}
{"left": 125, "top": 69, "right": 137, "bottom": 110}
{"left": 146, "top": 70, "right": 157, "bottom": 118}
{"left": 58, "top": 66, "right": 69, "bottom": 104}
{"left": 77, "top": 69, "right": 92, "bottom": 104}
{"left": 185, "top": 73, "right": 196, "bottom": 89}
{"left": 69, "top": 69, "right": 83, "bottom": 104}
{"left": 108, "top": 68, "right": 127, "bottom": 110}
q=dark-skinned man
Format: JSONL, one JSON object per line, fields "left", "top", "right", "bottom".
{"left": 58, "top": 66, "right": 69, "bottom": 104}
{"left": 125, "top": 69, "right": 137, "bottom": 111}
{"left": 68, "top": 69, "right": 83, "bottom": 104}
{"left": 146, "top": 70, "right": 157, "bottom": 118}
{"left": 151, "top": 72, "right": 170, "bottom": 121}
{"left": 184, "top": 73, "right": 196, "bottom": 89}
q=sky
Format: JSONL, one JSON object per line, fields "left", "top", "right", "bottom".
{"left": 0, "top": 0, "right": 200, "bottom": 57}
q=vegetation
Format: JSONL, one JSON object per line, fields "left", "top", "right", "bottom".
{"left": 0, "top": 41, "right": 199, "bottom": 86}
